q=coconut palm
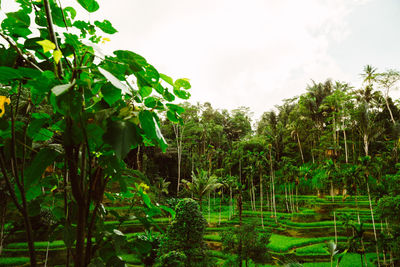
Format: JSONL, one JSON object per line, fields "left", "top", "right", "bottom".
{"left": 182, "top": 169, "right": 222, "bottom": 211}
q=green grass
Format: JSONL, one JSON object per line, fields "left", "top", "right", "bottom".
{"left": 204, "top": 233, "right": 221, "bottom": 242}
{"left": 0, "top": 257, "right": 29, "bottom": 266}
{"left": 6, "top": 240, "right": 65, "bottom": 249}
{"left": 267, "top": 234, "right": 347, "bottom": 253}
{"left": 303, "top": 253, "right": 376, "bottom": 267}
{"left": 295, "top": 243, "right": 329, "bottom": 256}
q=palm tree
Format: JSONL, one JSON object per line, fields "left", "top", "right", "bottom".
{"left": 182, "top": 169, "right": 222, "bottom": 212}
{"left": 155, "top": 178, "right": 171, "bottom": 203}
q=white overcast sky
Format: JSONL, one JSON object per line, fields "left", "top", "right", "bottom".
{"left": 3, "top": 0, "right": 400, "bottom": 120}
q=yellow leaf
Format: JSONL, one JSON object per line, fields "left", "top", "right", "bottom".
{"left": 101, "top": 37, "right": 110, "bottom": 44}
{"left": 36, "top": 39, "right": 56, "bottom": 53}
{"left": 0, "top": 96, "right": 11, "bottom": 118}
{"left": 53, "top": 49, "right": 63, "bottom": 64}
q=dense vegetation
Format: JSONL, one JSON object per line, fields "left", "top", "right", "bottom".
{"left": 0, "top": 0, "right": 399, "bottom": 266}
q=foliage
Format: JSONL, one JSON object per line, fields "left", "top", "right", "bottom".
{"left": 158, "top": 251, "right": 186, "bottom": 267}
{"left": 221, "top": 222, "right": 271, "bottom": 266}
{"left": 158, "top": 198, "right": 210, "bottom": 266}
{"left": 0, "top": 0, "right": 189, "bottom": 266}
{"left": 182, "top": 170, "right": 222, "bottom": 210}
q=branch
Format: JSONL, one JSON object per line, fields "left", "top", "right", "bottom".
{"left": 43, "top": 0, "right": 64, "bottom": 77}
{"left": 0, "top": 32, "right": 43, "bottom": 72}
{"left": 0, "top": 152, "right": 23, "bottom": 213}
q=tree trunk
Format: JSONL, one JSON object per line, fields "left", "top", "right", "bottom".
{"left": 366, "top": 181, "right": 380, "bottom": 267}
{"left": 296, "top": 132, "right": 304, "bottom": 164}
{"left": 334, "top": 211, "right": 337, "bottom": 244}
{"left": 295, "top": 185, "right": 299, "bottom": 212}
{"left": 260, "top": 170, "right": 264, "bottom": 229}
{"left": 174, "top": 124, "right": 184, "bottom": 195}
{"left": 363, "top": 133, "right": 369, "bottom": 157}
{"left": 208, "top": 192, "right": 211, "bottom": 223}
{"left": 343, "top": 121, "right": 348, "bottom": 164}
{"left": 0, "top": 191, "right": 6, "bottom": 256}
{"left": 229, "top": 187, "right": 233, "bottom": 220}
{"left": 269, "top": 147, "right": 277, "bottom": 222}
{"left": 384, "top": 96, "right": 396, "bottom": 125}
{"left": 284, "top": 183, "right": 289, "bottom": 213}
{"left": 237, "top": 191, "right": 243, "bottom": 267}
{"left": 219, "top": 191, "right": 222, "bottom": 225}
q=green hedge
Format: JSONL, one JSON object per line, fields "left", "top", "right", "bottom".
{"left": 0, "top": 257, "right": 30, "bottom": 266}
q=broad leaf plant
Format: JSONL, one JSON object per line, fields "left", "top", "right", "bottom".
{"left": 0, "top": 0, "right": 190, "bottom": 266}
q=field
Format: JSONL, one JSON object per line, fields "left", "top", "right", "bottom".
{"left": 0, "top": 194, "right": 383, "bottom": 266}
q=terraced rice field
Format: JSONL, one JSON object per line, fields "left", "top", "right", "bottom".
{"left": 0, "top": 195, "right": 380, "bottom": 266}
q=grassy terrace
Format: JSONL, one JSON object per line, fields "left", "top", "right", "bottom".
{"left": 1, "top": 195, "right": 381, "bottom": 266}
{"left": 267, "top": 234, "right": 347, "bottom": 253}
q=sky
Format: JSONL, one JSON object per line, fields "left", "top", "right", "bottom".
{"left": 3, "top": 0, "right": 400, "bottom": 120}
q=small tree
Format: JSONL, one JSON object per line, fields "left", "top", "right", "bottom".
{"left": 221, "top": 222, "right": 271, "bottom": 267}
{"left": 158, "top": 198, "right": 210, "bottom": 266}
{"left": 182, "top": 170, "right": 221, "bottom": 211}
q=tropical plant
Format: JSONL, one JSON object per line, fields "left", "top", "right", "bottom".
{"left": 182, "top": 169, "right": 221, "bottom": 211}
{"left": 0, "top": 0, "right": 189, "bottom": 266}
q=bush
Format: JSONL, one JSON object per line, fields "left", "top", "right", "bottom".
{"left": 158, "top": 251, "right": 186, "bottom": 267}
{"left": 158, "top": 198, "right": 210, "bottom": 266}
{"left": 221, "top": 222, "right": 271, "bottom": 266}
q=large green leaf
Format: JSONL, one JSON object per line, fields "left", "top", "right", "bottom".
{"left": 76, "top": 0, "right": 99, "bottom": 12}
{"left": 166, "top": 103, "right": 185, "bottom": 114}
{"left": 101, "top": 83, "right": 121, "bottom": 105}
{"left": 0, "top": 67, "right": 21, "bottom": 81}
{"left": 139, "top": 110, "right": 167, "bottom": 151}
{"left": 114, "top": 50, "right": 146, "bottom": 72}
{"left": 94, "top": 20, "right": 117, "bottom": 34}
{"left": 1, "top": 10, "right": 32, "bottom": 38}
{"left": 160, "top": 73, "right": 173, "bottom": 86}
{"left": 51, "top": 82, "right": 75, "bottom": 96}
{"left": 98, "top": 67, "right": 130, "bottom": 95}
{"left": 24, "top": 148, "right": 58, "bottom": 189}
{"left": 27, "top": 112, "right": 53, "bottom": 142}
{"left": 103, "top": 120, "right": 142, "bottom": 159}
{"left": 139, "top": 86, "right": 152, "bottom": 98}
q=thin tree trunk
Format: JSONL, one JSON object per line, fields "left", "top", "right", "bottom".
{"left": 384, "top": 96, "right": 396, "bottom": 125}
{"left": 269, "top": 146, "right": 277, "bottom": 222}
{"left": 219, "top": 191, "right": 222, "bottom": 225}
{"left": 334, "top": 211, "right": 337, "bottom": 244}
{"left": 343, "top": 122, "right": 348, "bottom": 164}
{"left": 260, "top": 170, "right": 264, "bottom": 229}
{"left": 249, "top": 178, "right": 254, "bottom": 211}
{"left": 252, "top": 177, "right": 256, "bottom": 211}
{"left": 208, "top": 191, "right": 211, "bottom": 223}
{"left": 229, "top": 187, "right": 232, "bottom": 220}
{"left": 297, "top": 132, "right": 304, "bottom": 164}
{"left": 363, "top": 133, "right": 369, "bottom": 157}
{"left": 284, "top": 183, "right": 289, "bottom": 213}
{"left": 0, "top": 192, "right": 6, "bottom": 256}
{"left": 290, "top": 184, "right": 295, "bottom": 213}
{"left": 380, "top": 220, "right": 386, "bottom": 266}
{"left": 366, "top": 181, "right": 380, "bottom": 267}
{"left": 174, "top": 124, "right": 184, "bottom": 194}
{"left": 295, "top": 184, "right": 299, "bottom": 212}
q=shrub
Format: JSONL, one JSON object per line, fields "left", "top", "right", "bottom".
{"left": 158, "top": 251, "right": 186, "bottom": 267}
{"left": 158, "top": 198, "right": 210, "bottom": 266}
{"left": 221, "top": 222, "right": 271, "bottom": 266}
